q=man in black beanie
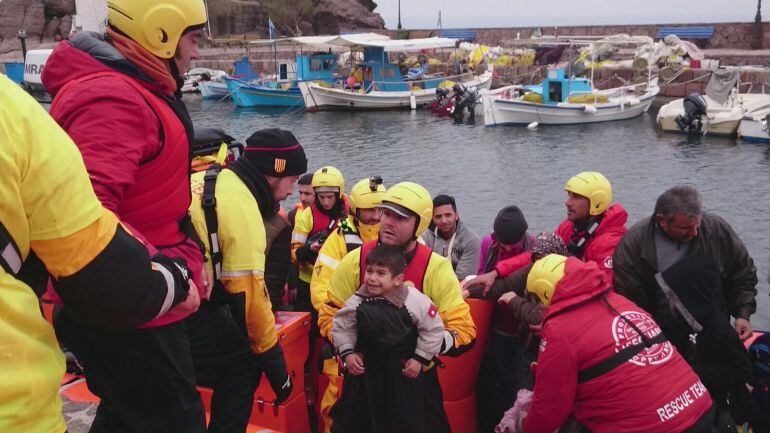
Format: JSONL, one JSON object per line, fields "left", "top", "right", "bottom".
{"left": 188, "top": 128, "right": 308, "bottom": 432}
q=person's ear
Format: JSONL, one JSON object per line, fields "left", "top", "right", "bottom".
{"left": 394, "top": 273, "right": 404, "bottom": 286}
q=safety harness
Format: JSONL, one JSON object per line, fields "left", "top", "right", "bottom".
{"left": 567, "top": 215, "right": 602, "bottom": 258}
{"left": 201, "top": 163, "right": 225, "bottom": 294}
{"left": 577, "top": 294, "right": 667, "bottom": 383}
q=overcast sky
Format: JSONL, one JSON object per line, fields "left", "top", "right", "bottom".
{"left": 374, "top": 0, "right": 764, "bottom": 29}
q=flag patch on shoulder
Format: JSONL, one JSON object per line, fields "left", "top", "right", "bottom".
{"left": 428, "top": 305, "right": 438, "bottom": 318}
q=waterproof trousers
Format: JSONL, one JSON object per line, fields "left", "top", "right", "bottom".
{"left": 56, "top": 302, "right": 261, "bottom": 433}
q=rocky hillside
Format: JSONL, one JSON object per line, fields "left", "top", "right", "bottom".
{"left": 0, "top": 0, "right": 384, "bottom": 59}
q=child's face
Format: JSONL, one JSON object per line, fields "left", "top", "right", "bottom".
{"left": 364, "top": 264, "right": 404, "bottom": 296}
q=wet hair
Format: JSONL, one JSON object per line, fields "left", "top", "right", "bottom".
{"left": 433, "top": 194, "right": 457, "bottom": 212}
{"left": 365, "top": 245, "right": 406, "bottom": 276}
{"left": 298, "top": 173, "right": 314, "bottom": 186}
{"left": 655, "top": 186, "right": 703, "bottom": 221}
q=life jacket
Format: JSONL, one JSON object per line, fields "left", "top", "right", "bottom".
{"left": 359, "top": 240, "right": 432, "bottom": 291}
{"left": 310, "top": 202, "right": 339, "bottom": 238}
{"left": 50, "top": 71, "right": 191, "bottom": 248}
{"left": 338, "top": 219, "right": 364, "bottom": 253}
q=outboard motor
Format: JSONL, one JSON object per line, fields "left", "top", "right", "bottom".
{"left": 675, "top": 93, "right": 708, "bottom": 133}
{"left": 431, "top": 87, "right": 454, "bottom": 117}
{"left": 453, "top": 84, "right": 480, "bottom": 122}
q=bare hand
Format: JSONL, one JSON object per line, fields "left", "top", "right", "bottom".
{"left": 498, "top": 291, "right": 517, "bottom": 306}
{"left": 310, "top": 241, "right": 322, "bottom": 252}
{"left": 166, "top": 280, "right": 201, "bottom": 317}
{"left": 464, "top": 271, "right": 497, "bottom": 295}
{"left": 461, "top": 289, "right": 470, "bottom": 300}
{"left": 287, "top": 287, "right": 297, "bottom": 303}
{"left": 401, "top": 358, "right": 422, "bottom": 379}
{"left": 201, "top": 266, "right": 214, "bottom": 300}
{"left": 345, "top": 353, "right": 365, "bottom": 376}
{"left": 734, "top": 318, "right": 753, "bottom": 341}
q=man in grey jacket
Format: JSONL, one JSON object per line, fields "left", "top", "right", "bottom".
{"left": 613, "top": 185, "right": 758, "bottom": 340}
{"left": 422, "top": 194, "right": 480, "bottom": 280}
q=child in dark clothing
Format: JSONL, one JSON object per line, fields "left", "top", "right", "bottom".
{"left": 331, "top": 245, "right": 448, "bottom": 433}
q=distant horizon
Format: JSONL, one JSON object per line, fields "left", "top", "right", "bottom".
{"left": 373, "top": 0, "right": 764, "bottom": 30}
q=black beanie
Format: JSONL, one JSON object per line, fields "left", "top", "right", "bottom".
{"left": 242, "top": 128, "right": 308, "bottom": 177}
{"left": 493, "top": 205, "right": 528, "bottom": 245}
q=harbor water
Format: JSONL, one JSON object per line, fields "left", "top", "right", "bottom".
{"left": 187, "top": 96, "right": 770, "bottom": 328}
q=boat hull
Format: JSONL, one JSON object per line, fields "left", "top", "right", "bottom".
{"left": 224, "top": 78, "right": 303, "bottom": 108}
{"left": 738, "top": 118, "right": 770, "bottom": 143}
{"left": 658, "top": 116, "right": 742, "bottom": 136}
{"left": 300, "top": 72, "right": 493, "bottom": 111}
{"left": 482, "top": 87, "right": 657, "bottom": 126}
{"left": 199, "top": 81, "right": 230, "bottom": 99}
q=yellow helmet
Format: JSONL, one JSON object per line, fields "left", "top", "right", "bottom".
{"left": 107, "top": 0, "right": 208, "bottom": 59}
{"left": 350, "top": 177, "right": 386, "bottom": 214}
{"left": 378, "top": 182, "right": 433, "bottom": 238}
{"left": 526, "top": 254, "right": 568, "bottom": 307}
{"left": 312, "top": 166, "right": 344, "bottom": 195}
{"left": 564, "top": 171, "right": 613, "bottom": 216}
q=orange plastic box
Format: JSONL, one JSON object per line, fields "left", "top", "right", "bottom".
{"left": 196, "top": 387, "right": 278, "bottom": 433}
{"left": 255, "top": 311, "right": 311, "bottom": 402}
{"left": 444, "top": 392, "right": 478, "bottom": 433}
{"left": 438, "top": 299, "right": 494, "bottom": 401}
{"left": 248, "top": 390, "right": 310, "bottom": 433}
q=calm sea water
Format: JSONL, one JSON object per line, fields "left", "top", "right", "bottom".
{"left": 186, "top": 95, "right": 770, "bottom": 328}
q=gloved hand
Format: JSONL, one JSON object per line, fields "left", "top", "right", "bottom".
{"left": 150, "top": 254, "right": 192, "bottom": 308}
{"left": 257, "top": 343, "right": 293, "bottom": 404}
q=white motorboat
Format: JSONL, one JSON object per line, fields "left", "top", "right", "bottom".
{"left": 656, "top": 68, "right": 757, "bottom": 136}
{"left": 300, "top": 71, "right": 492, "bottom": 111}
{"left": 738, "top": 96, "right": 770, "bottom": 143}
{"left": 198, "top": 80, "right": 231, "bottom": 99}
{"left": 481, "top": 68, "right": 658, "bottom": 126}
{"left": 182, "top": 68, "right": 226, "bottom": 94}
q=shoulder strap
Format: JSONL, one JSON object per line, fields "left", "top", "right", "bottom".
{"left": 404, "top": 244, "right": 432, "bottom": 292}
{"left": 577, "top": 294, "right": 668, "bottom": 383}
{"left": 654, "top": 273, "right": 704, "bottom": 333}
{"left": 567, "top": 215, "right": 602, "bottom": 257}
{"left": 201, "top": 164, "right": 223, "bottom": 283}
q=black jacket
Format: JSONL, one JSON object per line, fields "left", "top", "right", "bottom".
{"left": 613, "top": 213, "right": 757, "bottom": 320}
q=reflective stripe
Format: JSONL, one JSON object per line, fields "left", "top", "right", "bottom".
{"left": 343, "top": 234, "right": 362, "bottom": 245}
{"left": 440, "top": 330, "right": 455, "bottom": 354}
{"left": 1, "top": 242, "right": 22, "bottom": 274}
{"left": 211, "top": 233, "right": 220, "bottom": 254}
{"left": 317, "top": 253, "right": 339, "bottom": 270}
{"left": 221, "top": 269, "right": 265, "bottom": 278}
{"left": 292, "top": 233, "right": 308, "bottom": 244}
{"left": 152, "top": 263, "right": 176, "bottom": 319}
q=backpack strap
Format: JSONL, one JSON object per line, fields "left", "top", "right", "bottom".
{"left": 1, "top": 220, "right": 51, "bottom": 296}
{"left": 201, "top": 164, "right": 223, "bottom": 283}
{"left": 0, "top": 220, "right": 22, "bottom": 276}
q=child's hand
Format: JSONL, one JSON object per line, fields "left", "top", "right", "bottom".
{"left": 401, "top": 358, "right": 422, "bottom": 379}
{"left": 345, "top": 353, "right": 365, "bottom": 376}
{"left": 498, "top": 291, "right": 517, "bottom": 305}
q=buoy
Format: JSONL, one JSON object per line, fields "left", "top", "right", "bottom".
{"left": 583, "top": 105, "right": 598, "bottom": 114}
{"left": 410, "top": 94, "right": 417, "bottom": 110}
{"left": 527, "top": 121, "right": 538, "bottom": 129}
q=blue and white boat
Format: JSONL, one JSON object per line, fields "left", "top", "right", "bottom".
{"left": 482, "top": 67, "right": 658, "bottom": 126}
{"left": 224, "top": 36, "right": 349, "bottom": 108}
{"left": 299, "top": 36, "right": 493, "bottom": 111}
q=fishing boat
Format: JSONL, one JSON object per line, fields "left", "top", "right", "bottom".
{"left": 299, "top": 36, "right": 493, "bottom": 111}
{"left": 224, "top": 34, "right": 389, "bottom": 108}
{"left": 481, "top": 67, "right": 658, "bottom": 126}
{"left": 738, "top": 95, "right": 770, "bottom": 143}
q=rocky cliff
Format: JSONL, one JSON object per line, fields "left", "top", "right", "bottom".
{"left": 0, "top": 0, "right": 384, "bottom": 58}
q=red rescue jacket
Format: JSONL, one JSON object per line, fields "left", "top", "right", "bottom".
{"left": 523, "top": 258, "right": 712, "bottom": 433}
{"left": 42, "top": 38, "right": 203, "bottom": 327}
{"left": 555, "top": 203, "right": 628, "bottom": 282}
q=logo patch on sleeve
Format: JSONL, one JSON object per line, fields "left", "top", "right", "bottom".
{"left": 428, "top": 305, "right": 438, "bottom": 318}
